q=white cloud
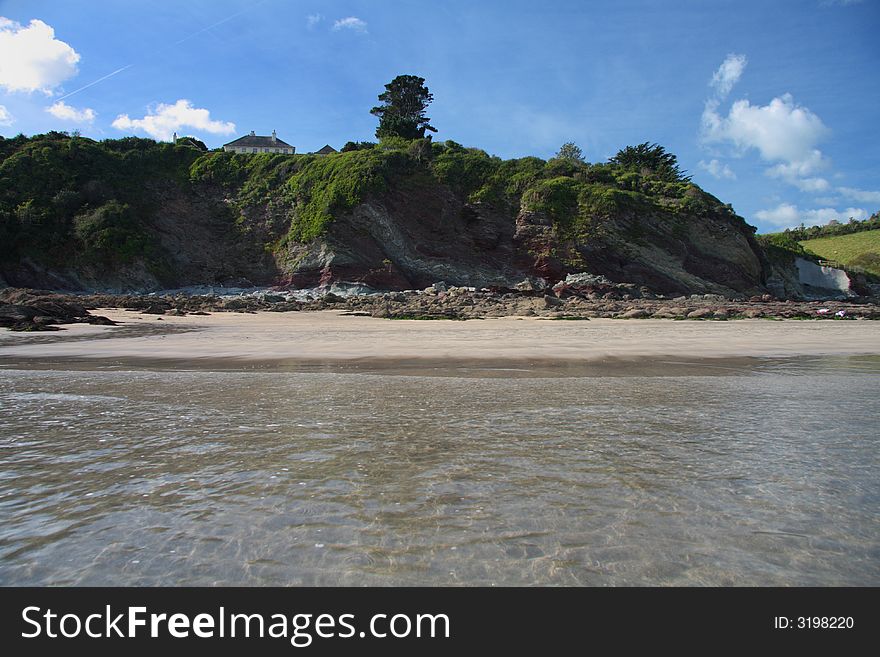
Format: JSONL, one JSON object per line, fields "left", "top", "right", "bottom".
{"left": 702, "top": 85, "right": 830, "bottom": 192}
{"left": 837, "top": 186, "right": 880, "bottom": 204}
{"left": 332, "top": 17, "right": 368, "bottom": 33}
{"left": 795, "top": 178, "right": 830, "bottom": 193}
{"left": 703, "top": 94, "right": 828, "bottom": 166}
{"left": 306, "top": 14, "right": 323, "bottom": 29}
{"left": 755, "top": 203, "right": 800, "bottom": 228}
{"left": 0, "top": 104, "right": 12, "bottom": 126}
{"left": 46, "top": 100, "right": 95, "bottom": 123}
{"left": 112, "top": 99, "right": 235, "bottom": 141}
{"left": 770, "top": 173, "right": 830, "bottom": 193}
{"left": 710, "top": 53, "right": 747, "bottom": 98}
{"left": 803, "top": 207, "right": 868, "bottom": 224}
{"left": 762, "top": 150, "right": 825, "bottom": 180}
{"left": 701, "top": 55, "right": 837, "bottom": 193}
{"left": 0, "top": 18, "right": 80, "bottom": 94}
{"left": 698, "top": 159, "right": 736, "bottom": 180}
{"left": 755, "top": 202, "right": 868, "bottom": 229}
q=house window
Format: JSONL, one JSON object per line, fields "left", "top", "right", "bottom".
{"left": 252, "top": 148, "right": 257, "bottom": 153}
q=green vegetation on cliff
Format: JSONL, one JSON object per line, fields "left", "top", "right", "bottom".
{"left": 0, "top": 131, "right": 757, "bottom": 289}
{"left": 0, "top": 132, "right": 198, "bottom": 282}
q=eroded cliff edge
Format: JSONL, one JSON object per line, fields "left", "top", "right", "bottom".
{"left": 0, "top": 133, "right": 840, "bottom": 298}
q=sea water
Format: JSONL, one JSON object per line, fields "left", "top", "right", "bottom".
{"left": 0, "top": 357, "right": 878, "bottom": 585}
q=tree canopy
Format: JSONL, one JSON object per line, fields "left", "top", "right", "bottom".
{"left": 370, "top": 75, "right": 438, "bottom": 140}
{"left": 175, "top": 135, "right": 208, "bottom": 151}
{"left": 554, "top": 142, "right": 584, "bottom": 163}
{"left": 609, "top": 142, "right": 690, "bottom": 182}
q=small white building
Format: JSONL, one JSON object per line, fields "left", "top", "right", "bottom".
{"left": 223, "top": 130, "right": 295, "bottom": 154}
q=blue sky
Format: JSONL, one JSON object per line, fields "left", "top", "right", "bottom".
{"left": 0, "top": 0, "right": 877, "bottom": 232}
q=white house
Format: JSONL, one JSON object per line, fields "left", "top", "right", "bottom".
{"left": 223, "top": 130, "right": 295, "bottom": 154}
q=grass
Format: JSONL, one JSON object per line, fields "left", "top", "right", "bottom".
{"left": 800, "top": 229, "right": 880, "bottom": 276}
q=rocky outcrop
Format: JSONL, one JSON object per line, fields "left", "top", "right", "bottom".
{"left": 274, "top": 196, "right": 770, "bottom": 298}
{"left": 0, "top": 289, "right": 116, "bottom": 331}
{"left": 762, "top": 252, "right": 858, "bottom": 301}
{"left": 277, "top": 193, "right": 527, "bottom": 290}
{"left": 3, "top": 287, "right": 878, "bottom": 329}
{"left": 0, "top": 134, "right": 860, "bottom": 300}
{"left": 513, "top": 204, "right": 765, "bottom": 297}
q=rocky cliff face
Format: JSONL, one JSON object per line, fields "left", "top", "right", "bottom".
{"left": 0, "top": 133, "right": 817, "bottom": 297}
{"left": 281, "top": 198, "right": 768, "bottom": 297}
{"left": 1, "top": 182, "right": 276, "bottom": 292}
{"left": 277, "top": 190, "right": 527, "bottom": 290}
{"left": 512, "top": 205, "right": 765, "bottom": 297}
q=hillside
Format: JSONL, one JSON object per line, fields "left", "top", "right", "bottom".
{"left": 1, "top": 132, "right": 774, "bottom": 296}
{"left": 800, "top": 229, "right": 880, "bottom": 277}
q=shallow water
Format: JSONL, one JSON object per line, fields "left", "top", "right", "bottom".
{"left": 0, "top": 356, "right": 878, "bottom": 586}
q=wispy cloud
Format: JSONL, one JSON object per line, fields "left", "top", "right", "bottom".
{"left": 698, "top": 159, "right": 736, "bottom": 180}
{"left": 46, "top": 100, "right": 95, "bottom": 123}
{"left": 0, "top": 17, "right": 81, "bottom": 95}
{"left": 837, "top": 186, "right": 880, "bottom": 204}
{"left": 755, "top": 202, "right": 868, "bottom": 229}
{"left": 0, "top": 104, "right": 12, "bottom": 126}
{"left": 306, "top": 14, "right": 323, "bottom": 29}
{"left": 112, "top": 99, "right": 235, "bottom": 141}
{"left": 710, "top": 53, "right": 747, "bottom": 99}
{"left": 332, "top": 17, "right": 368, "bottom": 33}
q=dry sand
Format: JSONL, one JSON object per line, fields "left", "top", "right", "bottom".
{"left": 0, "top": 309, "right": 878, "bottom": 368}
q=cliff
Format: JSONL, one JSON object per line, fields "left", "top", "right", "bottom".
{"left": 0, "top": 132, "right": 781, "bottom": 296}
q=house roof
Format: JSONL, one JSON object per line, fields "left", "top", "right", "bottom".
{"left": 315, "top": 144, "right": 337, "bottom": 154}
{"left": 224, "top": 132, "right": 293, "bottom": 149}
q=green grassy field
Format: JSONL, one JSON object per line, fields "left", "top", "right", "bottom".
{"left": 800, "top": 229, "right": 880, "bottom": 276}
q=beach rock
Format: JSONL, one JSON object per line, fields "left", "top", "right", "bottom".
{"left": 651, "top": 310, "right": 679, "bottom": 319}
{"left": 514, "top": 279, "right": 539, "bottom": 292}
{"left": 0, "top": 296, "right": 115, "bottom": 330}
{"left": 266, "top": 302, "right": 301, "bottom": 312}
{"left": 564, "top": 272, "right": 612, "bottom": 287}
{"left": 620, "top": 309, "right": 651, "bottom": 319}
{"left": 686, "top": 308, "right": 714, "bottom": 319}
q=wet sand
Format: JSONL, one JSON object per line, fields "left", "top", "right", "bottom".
{"left": 1, "top": 309, "right": 879, "bottom": 372}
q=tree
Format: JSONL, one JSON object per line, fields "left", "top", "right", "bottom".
{"left": 609, "top": 142, "right": 690, "bottom": 182}
{"left": 370, "top": 75, "right": 438, "bottom": 140}
{"left": 175, "top": 135, "right": 207, "bottom": 151}
{"left": 341, "top": 141, "right": 376, "bottom": 152}
{"left": 554, "top": 142, "right": 584, "bottom": 163}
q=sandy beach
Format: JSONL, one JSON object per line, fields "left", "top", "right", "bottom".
{"left": 1, "top": 309, "right": 879, "bottom": 367}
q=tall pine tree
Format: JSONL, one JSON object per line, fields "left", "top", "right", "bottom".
{"left": 370, "top": 75, "right": 438, "bottom": 140}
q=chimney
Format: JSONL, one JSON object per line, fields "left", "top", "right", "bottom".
{"left": 250, "top": 130, "right": 255, "bottom": 137}
{"left": 172, "top": 132, "right": 177, "bottom": 143}
{"left": 272, "top": 130, "right": 277, "bottom": 144}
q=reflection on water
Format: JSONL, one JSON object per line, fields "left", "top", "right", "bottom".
{"left": 0, "top": 356, "right": 878, "bottom": 586}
